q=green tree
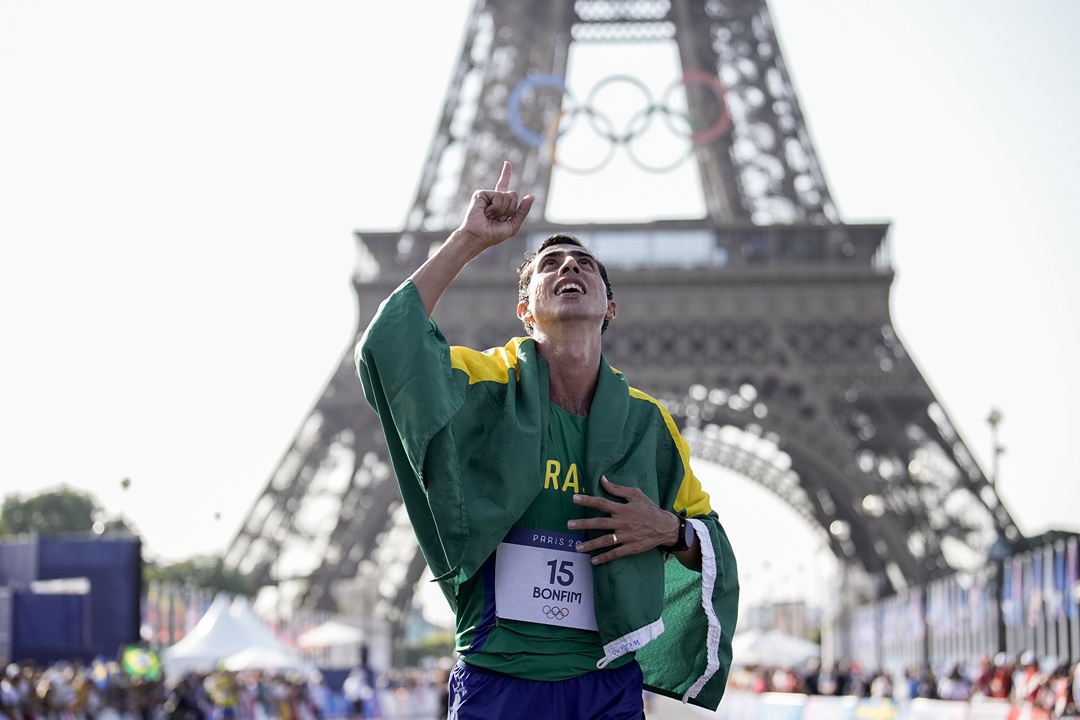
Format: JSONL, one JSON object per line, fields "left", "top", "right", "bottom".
{"left": 144, "top": 555, "right": 255, "bottom": 597}
{"left": 0, "top": 486, "right": 129, "bottom": 536}
{"left": 2, "top": 488, "right": 252, "bottom": 596}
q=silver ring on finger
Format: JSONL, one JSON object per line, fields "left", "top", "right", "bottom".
{"left": 611, "top": 533, "right": 618, "bottom": 545}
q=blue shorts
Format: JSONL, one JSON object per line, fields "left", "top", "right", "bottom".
{"left": 446, "top": 658, "right": 645, "bottom": 720}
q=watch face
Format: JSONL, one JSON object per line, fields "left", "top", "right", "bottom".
{"left": 679, "top": 518, "right": 694, "bottom": 550}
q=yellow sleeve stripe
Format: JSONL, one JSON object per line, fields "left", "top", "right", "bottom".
{"left": 449, "top": 338, "right": 524, "bottom": 385}
{"left": 629, "top": 387, "right": 714, "bottom": 517}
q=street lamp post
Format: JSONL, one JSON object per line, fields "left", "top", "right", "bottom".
{"left": 985, "top": 408, "right": 1011, "bottom": 655}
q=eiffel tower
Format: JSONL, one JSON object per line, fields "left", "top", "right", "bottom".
{"left": 224, "top": 0, "right": 1020, "bottom": 635}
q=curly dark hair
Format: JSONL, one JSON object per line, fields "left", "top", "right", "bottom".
{"left": 516, "top": 234, "right": 614, "bottom": 335}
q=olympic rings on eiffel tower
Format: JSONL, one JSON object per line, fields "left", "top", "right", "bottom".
{"left": 506, "top": 70, "right": 732, "bottom": 174}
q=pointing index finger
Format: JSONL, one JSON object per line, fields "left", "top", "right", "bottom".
{"left": 495, "top": 161, "right": 512, "bottom": 192}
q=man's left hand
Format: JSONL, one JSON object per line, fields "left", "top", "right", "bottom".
{"left": 568, "top": 476, "right": 680, "bottom": 565}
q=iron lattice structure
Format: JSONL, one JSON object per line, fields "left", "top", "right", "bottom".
{"left": 225, "top": 0, "right": 1020, "bottom": 625}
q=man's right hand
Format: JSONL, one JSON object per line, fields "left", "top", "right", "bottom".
{"left": 456, "top": 161, "right": 535, "bottom": 250}
{"left": 409, "top": 161, "right": 535, "bottom": 316}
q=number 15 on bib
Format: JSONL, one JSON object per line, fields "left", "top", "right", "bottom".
{"left": 493, "top": 528, "right": 598, "bottom": 631}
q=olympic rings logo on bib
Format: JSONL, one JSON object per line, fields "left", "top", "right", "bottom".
{"left": 543, "top": 605, "right": 570, "bottom": 621}
{"left": 506, "top": 71, "right": 732, "bottom": 174}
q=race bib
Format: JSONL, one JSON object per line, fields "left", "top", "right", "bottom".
{"left": 494, "top": 527, "right": 598, "bottom": 631}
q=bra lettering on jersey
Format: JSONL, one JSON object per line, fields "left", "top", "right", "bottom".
{"left": 544, "top": 460, "right": 580, "bottom": 493}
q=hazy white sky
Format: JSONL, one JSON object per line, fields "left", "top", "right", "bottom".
{"left": 2, "top": 1, "right": 1078, "bottom": 610}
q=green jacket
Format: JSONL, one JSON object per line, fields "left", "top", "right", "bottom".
{"left": 356, "top": 280, "right": 739, "bottom": 709}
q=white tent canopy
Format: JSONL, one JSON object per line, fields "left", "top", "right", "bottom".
{"left": 296, "top": 620, "right": 365, "bottom": 649}
{"left": 731, "top": 629, "right": 821, "bottom": 668}
{"left": 222, "top": 645, "right": 313, "bottom": 673}
{"left": 162, "top": 593, "right": 292, "bottom": 677}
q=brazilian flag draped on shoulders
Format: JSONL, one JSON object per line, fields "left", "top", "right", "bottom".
{"left": 356, "top": 280, "right": 739, "bottom": 710}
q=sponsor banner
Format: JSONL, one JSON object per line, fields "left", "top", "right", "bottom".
{"left": 757, "top": 693, "right": 807, "bottom": 720}
{"left": 715, "top": 690, "right": 761, "bottom": 720}
{"left": 803, "top": 695, "right": 859, "bottom": 720}
{"left": 714, "top": 693, "right": 1015, "bottom": 720}
{"left": 902, "top": 698, "right": 970, "bottom": 720}
{"left": 855, "top": 698, "right": 899, "bottom": 720}
{"left": 966, "top": 699, "right": 1012, "bottom": 720}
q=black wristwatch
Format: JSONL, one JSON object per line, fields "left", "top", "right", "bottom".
{"left": 660, "top": 514, "right": 692, "bottom": 553}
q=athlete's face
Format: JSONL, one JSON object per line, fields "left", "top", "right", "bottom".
{"left": 517, "top": 244, "right": 616, "bottom": 334}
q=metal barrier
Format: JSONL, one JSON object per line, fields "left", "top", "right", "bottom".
{"left": 714, "top": 691, "right": 1015, "bottom": 720}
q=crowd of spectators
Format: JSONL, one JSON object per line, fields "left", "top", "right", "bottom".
{"left": 728, "top": 652, "right": 1080, "bottom": 718}
{"left": 0, "top": 659, "right": 447, "bottom": 720}
{"left": 7, "top": 652, "right": 1080, "bottom": 719}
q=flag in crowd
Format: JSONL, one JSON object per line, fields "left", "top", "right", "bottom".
{"left": 1012, "top": 556, "right": 1024, "bottom": 627}
{"left": 1051, "top": 542, "right": 1065, "bottom": 620}
{"left": 1068, "top": 536, "right": 1078, "bottom": 620}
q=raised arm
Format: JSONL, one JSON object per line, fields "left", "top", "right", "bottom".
{"left": 410, "top": 161, "right": 535, "bottom": 316}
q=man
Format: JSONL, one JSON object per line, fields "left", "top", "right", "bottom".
{"left": 357, "top": 162, "right": 738, "bottom": 718}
